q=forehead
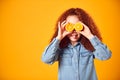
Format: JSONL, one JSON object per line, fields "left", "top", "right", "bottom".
{"left": 66, "top": 15, "right": 79, "bottom": 24}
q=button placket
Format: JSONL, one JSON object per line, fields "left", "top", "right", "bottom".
{"left": 72, "top": 47, "right": 80, "bottom": 80}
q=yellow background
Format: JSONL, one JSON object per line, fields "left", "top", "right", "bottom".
{"left": 1, "top": 0, "right": 120, "bottom": 80}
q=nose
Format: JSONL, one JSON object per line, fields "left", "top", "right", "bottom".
{"left": 72, "top": 29, "right": 76, "bottom": 32}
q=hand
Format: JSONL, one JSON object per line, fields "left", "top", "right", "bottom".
{"left": 56, "top": 21, "right": 71, "bottom": 40}
{"left": 79, "top": 22, "right": 94, "bottom": 39}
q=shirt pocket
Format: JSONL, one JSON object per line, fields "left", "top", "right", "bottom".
{"left": 60, "top": 53, "right": 72, "bottom": 66}
{"left": 80, "top": 51, "right": 93, "bottom": 65}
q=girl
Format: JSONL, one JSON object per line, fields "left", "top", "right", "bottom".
{"left": 41, "top": 8, "right": 111, "bottom": 80}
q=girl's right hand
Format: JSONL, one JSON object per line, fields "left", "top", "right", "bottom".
{"left": 56, "top": 21, "right": 71, "bottom": 40}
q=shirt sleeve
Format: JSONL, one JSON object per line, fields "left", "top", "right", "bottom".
{"left": 41, "top": 38, "right": 61, "bottom": 64}
{"left": 89, "top": 36, "right": 112, "bottom": 60}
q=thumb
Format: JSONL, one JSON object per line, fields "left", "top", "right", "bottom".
{"left": 79, "top": 31, "right": 84, "bottom": 34}
{"left": 58, "top": 22, "right": 61, "bottom": 30}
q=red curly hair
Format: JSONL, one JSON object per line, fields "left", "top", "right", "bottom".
{"left": 50, "top": 8, "right": 102, "bottom": 51}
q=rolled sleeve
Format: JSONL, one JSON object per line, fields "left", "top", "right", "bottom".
{"left": 89, "top": 36, "right": 101, "bottom": 47}
{"left": 89, "top": 36, "right": 112, "bottom": 60}
{"left": 41, "top": 38, "right": 61, "bottom": 64}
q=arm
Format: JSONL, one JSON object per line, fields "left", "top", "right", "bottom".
{"left": 42, "top": 21, "right": 70, "bottom": 64}
{"left": 41, "top": 38, "right": 61, "bottom": 64}
{"left": 79, "top": 22, "right": 112, "bottom": 60}
{"left": 89, "top": 36, "right": 112, "bottom": 60}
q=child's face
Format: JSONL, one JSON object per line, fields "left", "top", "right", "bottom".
{"left": 66, "top": 15, "right": 81, "bottom": 43}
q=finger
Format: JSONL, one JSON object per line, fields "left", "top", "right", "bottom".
{"left": 61, "top": 20, "right": 66, "bottom": 25}
{"left": 58, "top": 22, "right": 61, "bottom": 31}
{"left": 58, "top": 21, "right": 60, "bottom": 27}
{"left": 79, "top": 31, "right": 83, "bottom": 34}
{"left": 79, "top": 21, "right": 88, "bottom": 28}
{"left": 61, "top": 20, "right": 68, "bottom": 28}
{"left": 63, "top": 21, "right": 68, "bottom": 27}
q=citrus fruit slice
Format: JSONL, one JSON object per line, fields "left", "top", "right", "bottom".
{"left": 74, "top": 22, "right": 83, "bottom": 31}
{"left": 65, "top": 23, "right": 74, "bottom": 32}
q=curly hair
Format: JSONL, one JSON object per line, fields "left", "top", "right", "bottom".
{"left": 50, "top": 8, "right": 102, "bottom": 51}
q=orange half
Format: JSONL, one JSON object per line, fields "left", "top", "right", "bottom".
{"left": 65, "top": 23, "right": 74, "bottom": 32}
{"left": 74, "top": 22, "right": 83, "bottom": 31}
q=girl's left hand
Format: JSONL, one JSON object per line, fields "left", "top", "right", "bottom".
{"left": 79, "top": 22, "right": 94, "bottom": 39}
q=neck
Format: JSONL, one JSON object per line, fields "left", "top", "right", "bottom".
{"left": 71, "top": 41, "right": 78, "bottom": 46}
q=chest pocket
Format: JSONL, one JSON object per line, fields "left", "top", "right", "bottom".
{"left": 80, "top": 51, "right": 94, "bottom": 65}
{"left": 60, "top": 53, "right": 72, "bottom": 66}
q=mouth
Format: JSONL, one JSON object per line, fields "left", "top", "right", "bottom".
{"left": 68, "top": 31, "right": 80, "bottom": 42}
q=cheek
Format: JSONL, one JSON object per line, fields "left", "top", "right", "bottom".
{"left": 76, "top": 33, "right": 81, "bottom": 37}
{"left": 76, "top": 35, "right": 81, "bottom": 40}
{"left": 78, "top": 34, "right": 81, "bottom": 38}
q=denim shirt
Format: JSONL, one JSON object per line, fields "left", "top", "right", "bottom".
{"left": 41, "top": 36, "right": 111, "bottom": 80}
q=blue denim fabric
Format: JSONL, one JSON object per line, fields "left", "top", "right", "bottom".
{"left": 42, "top": 36, "right": 111, "bottom": 80}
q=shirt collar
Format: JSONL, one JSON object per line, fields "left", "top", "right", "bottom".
{"left": 67, "top": 42, "right": 81, "bottom": 48}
